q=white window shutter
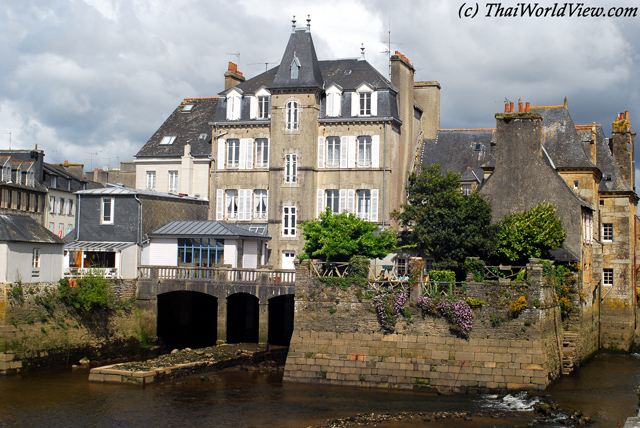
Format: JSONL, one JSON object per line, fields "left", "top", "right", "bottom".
{"left": 371, "top": 91, "right": 378, "bottom": 116}
{"left": 351, "top": 92, "right": 358, "bottom": 117}
{"left": 265, "top": 139, "right": 270, "bottom": 168}
{"left": 249, "top": 96, "right": 257, "bottom": 119}
{"left": 216, "top": 189, "right": 224, "bottom": 220}
{"left": 371, "top": 189, "right": 379, "bottom": 222}
{"left": 244, "top": 189, "right": 252, "bottom": 220}
{"left": 347, "top": 189, "right": 355, "bottom": 213}
{"left": 217, "top": 139, "right": 226, "bottom": 169}
{"left": 335, "top": 93, "right": 342, "bottom": 116}
{"left": 317, "top": 189, "right": 324, "bottom": 217}
{"left": 318, "top": 137, "right": 325, "bottom": 168}
{"left": 246, "top": 139, "right": 254, "bottom": 169}
{"left": 340, "top": 137, "right": 348, "bottom": 168}
{"left": 339, "top": 189, "right": 346, "bottom": 213}
{"left": 326, "top": 93, "right": 333, "bottom": 117}
{"left": 348, "top": 136, "right": 356, "bottom": 168}
{"left": 264, "top": 190, "right": 269, "bottom": 219}
{"left": 371, "top": 135, "right": 380, "bottom": 168}
{"left": 226, "top": 98, "right": 233, "bottom": 120}
{"left": 239, "top": 139, "right": 247, "bottom": 169}
{"left": 238, "top": 189, "right": 245, "bottom": 221}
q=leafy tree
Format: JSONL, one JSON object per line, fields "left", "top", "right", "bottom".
{"left": 495, "top": 202, "right": 566, "bottom": 264}
{"left": 299, "top": 208, "right": 397, "bottom": 262}
{"left": 391, "top": 163, "right": 496, "bottom": 265}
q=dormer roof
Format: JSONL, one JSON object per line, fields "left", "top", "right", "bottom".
{"left": 271, "top": 28, "right": 323, "bottom": 90}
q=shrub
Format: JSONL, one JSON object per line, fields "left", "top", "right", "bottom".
{"left": 428, "top": 270, "right": 456, "bottom": 283}
{"left": 58, "top": 272, "right": 115, "bottom": 311}
{"left": 464, "top": 258, "right": 486, "bottom": 281}
{"left": 510, "top": 296, "right": 527, "bottom": 317}
{"left": 417, "top": 296, "right": 474, "bottom": 338}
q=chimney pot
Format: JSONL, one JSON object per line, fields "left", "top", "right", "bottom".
{"left": 504, "top": 103, "right": 509, "bottom": 113}
{"left": 509, "top": 102, "right": 514, "bottom": 113}
{"left": 525, "top": 102, "right": 530, "bottom": 113}
{"left": 518, "top": 101, "right": 523, "bottom": 113}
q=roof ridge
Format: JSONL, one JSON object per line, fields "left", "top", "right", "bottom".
{"left": 184, "top": 97, "right": 219, "bottom": 100}
{"left": 530, "top": 105, "right": 564, "bottom": 110}
{"left": 439, "top": 128, "right": 495, "bottom": 131}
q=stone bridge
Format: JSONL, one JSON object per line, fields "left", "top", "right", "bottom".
{"left": 136, "top": 266, "right": 296, "bottom": 349}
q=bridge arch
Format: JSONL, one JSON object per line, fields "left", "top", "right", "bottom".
{"left": 157, "top": 290, "right": 217, "bottom": 350}
{"left": 226, "top": 292, "right": 260, "bottom": 344}
{"left": 268, "top": 294, "right": 295, "bottom": 346}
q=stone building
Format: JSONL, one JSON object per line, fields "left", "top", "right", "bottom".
{"left": 210, "top": 20, "right": 440, "bottom": 268}
{"left": 0, "top": 150, "right": 47, "bottom": 225}
{"left": 422, "top": 101, "right": 637, "bottom": 350}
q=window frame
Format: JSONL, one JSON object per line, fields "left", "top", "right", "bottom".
{"left": 325, "top": 189, "right": 340, "bottom": 213}
{"left": 257, "top": 95, "right": 270, "bottom": 119}
{"left": 284, "top": 154, "right": 297, "bottom": 183}
{"left": 282, "top": 206, "right": 297, "bottom": 236}
{"left": 255, "top": 139, "right": 269, "bottom": 168}
{"left": 32, "top": 248, "right": 40, "bottom": 269}
{"left": 146, "top": 171, "right": 156, "bottom": 190}
{"left": 603, "top": 268, "right": 613, "bottom": 286}
{"left": 359, "top": 91, "right": 372, "bottom": 116}
{"left": 101, "top": 197, "right": 114, "bottom": 225}
{"left": 168, "top": 170, "right": 179, "bottom": 193}
{"left": 225, "top": 189, "right": 238, "bottom": 219}
{"left": 286, "top": 101, "right": 299, "bottom": 131}
{"left": 227, "top": 139, "right": 240, "bottom": 169}
{"left": 254, "top": 189, "right": 268, "bottom": 220}
{"left": 356, "top": 189, "right": 371, "bottom": 220}
{"left": 326, "top": 136, "right": 341, "bottom": 168}
{"left": 603, "top": 223, "right": 613, "bottom": 241}
{"left": 357, "top": 136, "right": 372, "bottom": 168}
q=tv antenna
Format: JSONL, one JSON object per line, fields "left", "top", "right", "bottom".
{"left": 227, "top": 52, "right": 241, "bottom": 67}
{"left": 86, "top": 150, "right": 101, "bottom": 171}
{"left": 249, "top": 61, "right": 278, "bottom": 71}
{"left": 380, "top": 30, "right": 402, "bottom": 78}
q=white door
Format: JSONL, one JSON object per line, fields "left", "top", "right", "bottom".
{"left": 282, "top": 251, "right": 295, "bottom": 270}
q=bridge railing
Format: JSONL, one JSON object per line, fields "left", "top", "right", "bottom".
{"left": 138, "top": 266, "right": 296, "bottom": 284}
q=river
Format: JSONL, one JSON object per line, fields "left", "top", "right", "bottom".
{"left": 1, "top": 353, "right": 639, "bottom": 427}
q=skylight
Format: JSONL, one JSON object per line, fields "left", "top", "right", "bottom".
{"left": 199, "top": 133, "right": 208, "bottom": 140}
{"left": 474, "top": 143, "right": 482, "bottom": 151}
{"left": 160, "top": 136, "right": 177, "bottom": 145}
{"left": 182, "top": 104, "right": 194, "bottom": 112}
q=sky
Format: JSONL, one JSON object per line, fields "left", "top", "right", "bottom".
{"left": 1, "top": 0, "right": 639, "bottom": 186}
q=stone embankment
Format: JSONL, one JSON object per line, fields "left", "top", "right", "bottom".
{"left": 89, "top": 344, "right": 287, "bottom": 385}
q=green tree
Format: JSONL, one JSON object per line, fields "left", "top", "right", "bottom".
{"left": 299, "top": 208, "right": 397, "bottom": 262}
{"left": 391, "top": 163, "right": 496, "bottom": 265}
{"left": 495, "top": 202, "right": 566, "bottom": 264}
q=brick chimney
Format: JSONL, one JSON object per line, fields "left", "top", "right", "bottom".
{"left": 224, "top": 62, "right": 245, "bottom": 90}
{"left": 611, "top": 111, "right": 635, "bottom": 188}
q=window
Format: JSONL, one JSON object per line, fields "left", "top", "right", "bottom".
{"left": 285, "top": 154, "right": 297, "bottom": 183}
{"left": 225, "top": 190, "right": 238, "bottom": 219}
{"left": 15, "top": 192, "right": 21, "bottom": 210}
{"left": 178, "top": 238, "right": 224, "bottom": 267}
{"left": 356, "top": 189, "right": 371, "bottom": 220}
{"left": 26, "top": 171, "right": 34, "bottom": 186}
{"left": 254, "top": 190, "right": 268, "bottom": 220}
{"left": 600, "top": 200, "right": 605, "bottom": 206}
{"left": 326, "top": 189, "right": 339, "bottom": 213}
{"left": 101, "top": 197, "right": 114, "bottom": 224}
{"left": 603, "top": 223, "right": 613, "bottom": 241}
{"left": 357, "top": 136, "right": 372, "bottom": 167}
{"left": 255, "top": 139, "right": 269, "bottom": 168}
{"left": 283, "top": 206, "right": 296, "bottom": 236}
{"left": 58, "top": 223, "right": 64, "bottom": 236}
{"left": 58, "top": 198, "right": 65, "bottom": 215}
{"left": 67, "top": 224, "right": 73, "bottom": 234}
{"left": 227, "top": 139, "right": 240, "bottom": 168}
{"left": 32, "top": 248, "right": 40, "bottom": 268}
{"left": 226, "top": 92, "right": 242, "bottom": 120}
{"left": 169, "top": 171, "right": 179, "bottom": 193}
{"left": 67, "top": 199, "right": 74, "bottom": 216}
{"left": 286, "top": 101, "right": 298, "bottom": 130}
{"left": 48, "top": 222, "right": 54, "bottom": 232}
{"left": 396, "top": 257, "right": 408, "bottom": 277}
{"left": 326, "top": 86, "right": 342, "bottom": 117}
{"left": 290, "top": 55, "right": 300, "bottom": 79}
{"left": 258, "top": 96, "right": 270, "bottom": 119}
{"left": 160, "top": 135, "right": 176, "bottom": 145}
{"left": 582, "top": 210, "right": 593, "bottom": 244}
{"left": 573, "top": 180, "right": 579, "bottom": 189}
{"left": 461, "top": 184, "right": 472, "bottom": 196}
{"left": 359, "top": 92, "right": 371, "bottom": 115}
{"left": 49, "top": 196, "right": 55, "bottom": 214}
{"left": 2, "top": 166, "right": 10, "bottom": 181}
{"left": 603, "top": 268, "right": 613, "bottom": 286}
{"left": 146, "top": 171, "right": 156, "bottom": 190}
{"left": 474, "top": 143, "right": 482, "bottom": 151}
{"left": 326, "top": 137, "right": 341, "bottom": 168}
{"left": 182, "top": 103, "right": 194, "bottom": 112}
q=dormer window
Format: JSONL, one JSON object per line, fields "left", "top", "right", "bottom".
{"left": 199, "top": 133, "right": 208, "bottom": 140}
{"left": 326, "top": 85, "right": 342, "bottom": 117}
{"left": 182, "top": 103, "right": 194, "bottom": 112}
{"left": 290, "top": 55, "right": 301, "bottom": 80}
{"left": 226, "top": 90, "right": 242, "bottom": 121}
{"left": 352, "top": 83, "right": 377, "bottom": 117}
{"left": 250, "top": 88, "right": 271, "bottom": 120}
{"left": 2, "top": 165, "right": 10, "bottom": 182}
{"left": 160, "top": 136, "right": 177, "bottom": 145}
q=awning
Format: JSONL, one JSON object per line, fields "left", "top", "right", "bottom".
{"left": 65, "top": 241, "right": 136, "bottom": 252}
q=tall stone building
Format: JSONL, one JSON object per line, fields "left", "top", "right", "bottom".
{"left": 422, "top": 101, "right": 637, "bottom": 350}
{"left": 211, "top": 21, "right": 440, "bottom": 268}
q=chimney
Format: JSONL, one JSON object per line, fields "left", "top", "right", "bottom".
{"left": 224, "top": 62, "right": 245, "bottom": 90}
{"left": 612, "top": 110, "right": 635, "bottom": 187}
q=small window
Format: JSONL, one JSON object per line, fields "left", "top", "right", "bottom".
{"left": 343, "top": 70, "right": 352, "bottom": 76}
{"left": 49, "top": 196, "right": 55, "bottom": 214}
{"left": 326, "top": 137, "right": 341, "bottom": 168}
{"left": 225, "top": 190, "right": 238, "bottom": 219}
{"left": 48, "top": 222, "right": 54, "bottom": 232}
{"left": 285, "top": 154, "right": 297, "bottom": 183}
{"left": 474, "top": 143, "right": 482, "bottom": 151}
{"left": 58, "top": 198, "right": 65, "bottom": 215}
{"left": 283, "top": 206, "right": 297, "bottom": 236}
{"left": 600, "top": 200, "right": 605, "bottom": 206}
{"left": 169, "top": 171, "right": 179, "bottom": 193}
{"left": 356, "top": 189, "right": 371, "bottom": 221}
{"left": 357, "top": 136, "right": 372, "bottom": 167}
{"left": 325, "top": 189, "right": 339, "bottom": 213}
{"left": 573, "top": 180, "right": 579, "bottom": 189}
{"left": 199, "top": 133, "right": 208, "bottom": 140}
{"left": 254, "top": 189, "right": 268, "bottom": 220}
{"left": 290, "top": 56, "right": 300, "bottom": 79}
{"left": 605, "top": 174, "right": 612, "bottom": 181}
{"left": 160, "top": 136, "right": 177, "bottom": 145}
{"left": 255, "top": 139, "right": 269, "bottom": 168}
{"left": 146, "top": 171, "right": 156, "bottom": 190}
{"left": 286, "top": 101, "right": 299, "bottom": 131}
{"left": 359, "top": 92, "right": 371, "bottom": 116}
{"left": 461, "top": 184, "right": 472, "bottom": 196}
{"left": 603, "top": 268, "right": 613, "bottom": 286}
{"left": 32, "top": 248, "right": 40, "bottom": 268}
{"left": 182, "top": 103, "right": 194, "bottom": 112}
{"left": 101, "top": 197, "right": 114, "bottom": 224}
{"left": 257, "top": 95, "right": 270, "bottom": 119}
{"left": 227, "top": 139, "right": 240, "bottom": 169}
{"left": 603, "top": 223, "right": 613, "bottom": 241}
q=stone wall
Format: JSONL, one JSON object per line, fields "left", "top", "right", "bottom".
{"left": 0, "top": 281, "right": 153, "bottom": 374}
{"left": 284, "top": 261, "right": 596, "bottom": 392}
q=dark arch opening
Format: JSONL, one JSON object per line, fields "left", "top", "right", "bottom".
{"left": 157, "top": 291, "right": 217, "bottom": 351}
{"left": 268, "top": 294, "right": 295, "bottom": 346}
{"left": 226, "top": 293, "right": 259, "bottom": 343}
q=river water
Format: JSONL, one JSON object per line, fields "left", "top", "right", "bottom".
{"left": 1, "top": 353, "right": 639, "bottom": 428}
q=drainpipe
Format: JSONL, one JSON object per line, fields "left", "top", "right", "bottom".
{"left": 382, "top": 121, "right": 387, "bottom": 229}
{"left": 76, "top": 194, "right": 81, "bottom": 241}
{"left": 212, "top": 126, "right": 228, "bottom": 220}
{"left": 134, "top": 194, "right": 142, "bottom": 278}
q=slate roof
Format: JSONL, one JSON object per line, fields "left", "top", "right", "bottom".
{"left": 271, "top": 28, "right": 324, "bottom": 90}
{"left": 531, "top": 106, "right": 597, "bottom": 169}
{"left": 149, "top": 220, "right": 270, "bottom": 240}
{"left": 135, "top": 97, "right": 218, "bottom": 159}
{"left": 0, "top": 215, "right": 65, "bottom": 244}
{"left": 75, "top": 184, "right": 203, "bottom": 201}
{"left": 421, "top": 129, "right": 495, "bottom": 182}
{"left": 575, "top": 125, "right": 633, "bottom": 193}
{"left": 43, "top": 162, "right": 91, "bottom": 192}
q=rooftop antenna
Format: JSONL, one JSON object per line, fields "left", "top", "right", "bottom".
{"left": 292, "top": 15, "right": 296, "bottom": 32}
{"left": 86, "top": 150, "right": 101, "bottom": 171}
{"left": 380, "top": 29, "right": 401, "bottom": 78}
{"left": 249, "top": 61, "right": 278, "bottom": 71}
{"left": 226, "top": 52, "right": 240, "bottom": 68}
{"left": 360, "top": 43, "right": 365, "bottom": 60}
{"left": 306, "top": 15, "right": 311, "bottom": 32}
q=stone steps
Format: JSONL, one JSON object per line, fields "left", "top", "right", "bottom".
{"left": 562, "top": 333, "right": 579, "bottom": 374}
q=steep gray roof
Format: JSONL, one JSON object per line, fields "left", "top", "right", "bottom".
{"left": 135, "top": 98, "right": 218, "bottom": 159}
{"left": 532, "top": 106, "right": 597, "bottom": 169}
{"left": 271, "top": 28, "right": 323, "bottom": 90}
{"left": 0, "top": 215, "right": 65, "bottom": 244}
{"left": 149, "top": 220, "right": 270, "bottom": 240}
{"left": 421, "top": 129, "right": 494, "bottom": 182}
{"left": 575, "top": 125, "right": 633, "bottom": 193}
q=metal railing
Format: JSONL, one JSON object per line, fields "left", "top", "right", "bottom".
{"left": 137, "top": 266, "right": 295, "bottom": 284}
{"left": 64, "top": 267, "right": 118, "bottom": 279}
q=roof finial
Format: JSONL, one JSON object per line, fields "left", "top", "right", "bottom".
{"left": 306, "top": 15, "right": 311, "bottom": 32}
{"left": 292, "top": 15, "right": 296, "bottom": 33}
{"left": 564, "top": 96, "right": 568, "bottom": 107}
{"left": 360, "top": 43, "right": 365, "bottom": 60}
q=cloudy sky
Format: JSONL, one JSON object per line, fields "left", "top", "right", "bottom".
{"left": 1, "top": 0, "right": 639, "bottom": 185}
